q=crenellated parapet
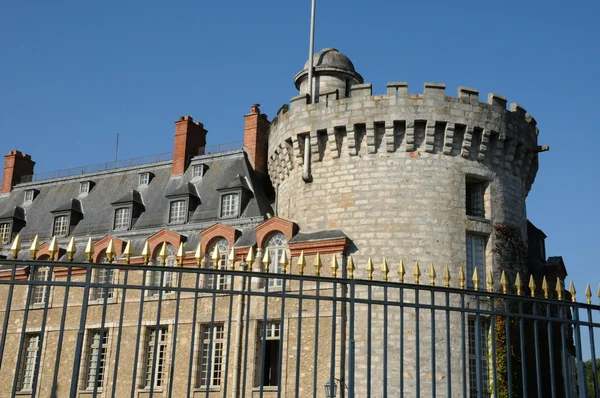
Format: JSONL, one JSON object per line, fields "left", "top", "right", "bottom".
{"left": 268, "top": 82, "right": 545, "bottom": 194}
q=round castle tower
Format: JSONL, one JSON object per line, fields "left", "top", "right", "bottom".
{"left": 268, "top": 48, "right": 543, "bottom": 279}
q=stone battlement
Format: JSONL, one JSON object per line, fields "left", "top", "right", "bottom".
{"left": 268, "top": 81, "right": 543, "bottom": 194}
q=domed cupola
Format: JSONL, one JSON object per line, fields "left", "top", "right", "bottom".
{"left": 294, "top": 48, "right": 363, "bottom": 100}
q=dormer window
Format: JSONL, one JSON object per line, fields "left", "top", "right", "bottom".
{"left": 111, "top": 190, "right": 145, "bottom": 231}
{"left": 50, "top": 198, "right": 83, "bottom": 238}
{"left": 0, "top": 222, "right": 11, "bottom": 244}
{"left": 220, "top": 193, "right": 239, "bottom": 218}
{"left": 169, "top": 200, "right": 187, "bottom": 224}
{"left": 53, "top": 215, "right": 70, "bottom": 237}
{"left": 80, "top": 181, "right": 92, "bottom": 194}
{"left": 193, "top": 165, "right": 205, "bottom": 179}
{"left": 113, "top": 207, "right": 131, "bottom": 230}
{"left": 139, "top": 172, "right": 151, "bottom": 186}
{"left": 24, "top": 190, "right": 35, "bottom": 202}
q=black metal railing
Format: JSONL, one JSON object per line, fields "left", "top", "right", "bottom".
{"left": 0, "top": 258, "right": 598, "bottom": 397}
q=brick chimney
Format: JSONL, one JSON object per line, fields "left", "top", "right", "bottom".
{"left": 172, "top": 116, "right": 208, "bottom": 176}
{"left": 2, "top": 150, "right": 35, "bottom": 193}
{"left": 243, "top": 104, "right": 270, "bottom": 174}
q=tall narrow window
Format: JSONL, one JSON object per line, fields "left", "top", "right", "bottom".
{"left": 53, "top": 215, "right": 69, "bottom": 237}
{"left": 0, "top": 222, "right": 11, "bottom": 244}
{"left": 30, "top": 267, "right": 50, "bottom": 305}
{"left": 220, "top": 193, "right": 239, "bottom": 218}
{"left": 197, "top": 324, "right": 224, "bottom": 388}
{"left": 86, "top": 331, "right": 109, "bottom": 390}
{"left": 144, "top": 327, "right": 168, "bottom": 389}
{"left": 113, "top": 207, "right": 131, "bottom": 230}
{"left": 18, "top": 334, "right": 40, "bottom": 391}
{"left": 149, "top": 244, "right": 175, "bottom": 296}
{"left": 466, "top": 234, "right": 486, "bottom": 289}
{"left": 466, "top": 180, "right": 485, "bottom": 218}
{"left": 92, "top": 251, "right": 114, "bottom": 300}
{"left": 468, "top": 317, "right": 490, "bottom": 397}
{"left": 255, "top": 322, "right": 281, "bottom": 387}
{"left": 24, "top": 190, "right": 35, "bottom": 202}
{"left": 207, "top": 239, "right": 229, "bottom": 290}
{"left": 265, "top": 232, "right": 287, "bottom": 288}
{"left": 169, "top": 200, "right": 187, "bottom": 224}
{"left": 80, "top": 181, "right": 91, "bottom": 194}
{"left": 193, "top": 165, "right": 204, "bottom": 178}
{"left": 139, "top": 172, "right": 150, "bottom": 186}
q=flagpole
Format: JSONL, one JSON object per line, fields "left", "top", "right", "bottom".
{"left": 307, "top": 0, "right": 316, "bottom": 103}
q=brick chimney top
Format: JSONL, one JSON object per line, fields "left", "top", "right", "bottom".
{"left": 2, "top": 150, "right": 36, "bottom": 193}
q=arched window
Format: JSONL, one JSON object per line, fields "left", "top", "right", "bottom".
{"left": 149, "top": 243, "right": 175, "bottom": 296}
{"left": 30, "top": 255, "right": 50, "bottom": 306}
{"left": 207, "top": 238, "right": 229, "bottom": 290}
{"left": 92, "top": 250, "right": 114, "bottom": 300}
{"left": 265, "top": 232, "right": 287, "bottom": 288}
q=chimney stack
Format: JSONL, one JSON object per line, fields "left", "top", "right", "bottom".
{"left": 172, "top": 116, "right": 208, "bottom": 176}
{"left": 243, "top": 104, "right": 270, "bottom": 174}
{"left": 2, "top": 150, "right": 35, "bottom": 193}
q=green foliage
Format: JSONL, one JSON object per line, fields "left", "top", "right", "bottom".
{"left": 492, "top": 223, "right": 528, "bottom": 282}
{"left": 585, "top": 359, "right": 600, "bottom": 397}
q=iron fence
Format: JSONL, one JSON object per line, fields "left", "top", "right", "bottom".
{"left": 0, "top": 257, "right": 598, "bottom": 397}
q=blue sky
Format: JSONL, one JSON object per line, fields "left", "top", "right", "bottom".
{"left": 1, "top": 1, "right": 599, "bottom": 292}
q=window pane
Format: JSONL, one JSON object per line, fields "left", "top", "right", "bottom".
{"left": 86, "top": 331, "right": 109, "bottom": 389}
{"left": 139, "top": 173, "right": 149, "bottom": 185}
{"left": 266, "top": 232, "right": 287, "bottom": 287}
{"left": 113, "top": 207, "right": 130, "bottom": 230}
{"left": 466, "top": 181, "right": 485, "bottom": 217}
{"left": 0, "top": 222, "right": 11, "bottom": 244}
{"left": 198, "top": 324, "right": 224, "bottom": 387}
{"left": 256, "top": 321, "right": 281, "bottom": 387}
{"left": 169, "top": 201, "right": 186, "bottom": 224}
{"left": 468, "top": 318, "right": 489, "bottom": 397}
{"left": 145, "top": 327, "right": 168, "bottom": 388}
{"left": 19, "top": 334, "right": 40, "bottom": 391}
{"left": 53, "top": 215, "right": 69, "bottom": 237}
{"left": 207, "top": 239, "right": 229, "bottom": 290}
{"left": 149, "top": 244, "right": 175, "bottom": 296}
{"left": 221, "top": 194, "right": 239, "bottom": 217}
{"left": 31, "top": 267, "right": 50, "bottom": 305}
{"left": 193, "top": 165, "right": 204, "bottom": 178}
{"left": 466, "top": 235, "right": 485, "bottom": 289}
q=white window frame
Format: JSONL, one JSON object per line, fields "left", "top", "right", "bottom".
{"left": 197, "top": 324, "right": 225, "bottom": 388}
{"left": 85, "top": 330, "right": 109, "bottom": 390}
{"left": 113, "top": 207, "right": 131, "bottom": 231}
{"left": 53, "top": 215, "right": 70, "bottom": 238}
{"left": 193, "top": 165, "right": 204, "bottom": 178}
{"left": 468, "top": 317, "right": 490, "bottom": 397}
{"left": 220, "top": 193, "right": 239, "bottom": 218}
{"left": 0, "top": 222, "right": 11, "bottom": 244}
{"left": 168, "top": 200, "right": 187, "bottom": 224}
{"left": 24, "top": 190, "right": 35, "bottom": 202}
{"left": 80, "top": 181, "right": 91, "bottom": 194}
{"left": 265, "top": 232, "right": 287, "bottom": 288}
{"left": 255, "top": 321, "right": 281, "bottom": 387}
{"left": 148, "top": 244, "right": 175, "bottom": 297}
{"left": 466, "top": 179, "right": 485, "bottom": 218}
{"left": 18, "top": 334, "right": 40, "bottom": 391}
{"left": 31, "top": 267, "right": 50, "bottom": 306}
{"left": 207, "top": 239, "right": 229, "bottom": 290}
{"left": 466, "top": 234, "right": 486, "bottom": 289}
{"left": 144, "top": 327, "right": 168, "bottom": 389}
{"left": 139, "top": 172, "right": 150, "bottom": 186}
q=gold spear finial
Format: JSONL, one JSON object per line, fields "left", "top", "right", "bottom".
{"left": 105, "top": 239, "right": 115, "bottom": 264}
{"left": 500, "top": 271, "right": 508, "bottom": 294}
{"left": 330, "top": 255, "right": 339, "bottom": 278}
{"left": 194, "top": 243, "right": 202, "bottom": 267}
{"left": 297, "top": 251, "right": 306, "bottom": 276}
{"left": 398, "top": 260, "right": 405, "bottom": 283}
{"left": 347, "top": 255, "right": 355, "bottom": 279}
{"left": 262, "top": 249, "right": 271, "bottom": 273}
{"left": 529, "top": 275, "right": 536, "bottom": 297}
{"left": 443, "top": 264, "right": 451, "bottom": 288}
{"left": 123, "top": 240, "right": 132, "bottom": 265}
{"left": 142, "top": 241, "right": 151, "bottom": 265}
{"left": 66, "top": 236, "right": 76, "bottom": 262}
{"left": 413, "top": 261, "right": 421, "bottom": 285}
{"left": 569, "top": 281, "right": 576, "bottom": 302}
{"left": 48, "top": 236, "right": 58, "bottom": 261}
{"left": 211, "top": 245, "right": 222, "bottom": 269}
{"left": 458, "top": 265, "right": 466, "bottom": 289}
{"left": 280, "top": 250, "right": 289, "bottom": 274}
{"left": 586, "top": 283, "right": 592, "bottom": 304}
{"left": 228, "top": 247, "right": 236, "bottom": 270}
{"left": 472, "top": 267, "right": 479, "bottom": 291}
{"left": 314, "top": 252, "right": 322, "bottom": 277}
{"left": 365, "top": 257, "right": 374, "bottom": 281}
{"left": 486, "top": 269, "right": 494, "bottom": 292}
{"left": 29, "top": 235, "right": 40, "bottom": 260}
{"left": 11, "top": 234, "right": 21, "bottom": 260}
{"left": 542, "top": 276, "right": 549, "bottom": 299}
{"left": 428, "top": 263, "right": 436, "bottom": 286}
{"left": 382, "top": 258, "right": 389, "bottom": 282}
{"left": 159, "top": 242, "right": 168, "bottom": 266}
{"left": 556, "top": 277, "right": 563, "bottom": 300}
{"left": 85, "top": 237, "right": 94, "bottom": 263}
{"left": 176, "top": 242, "right": 185, "bottom": 266}
{"left": 515, "top": 272, "right": 523, "bottom": 296}
{"left": 246, "top": 247, "right": 255, "bottom": 270}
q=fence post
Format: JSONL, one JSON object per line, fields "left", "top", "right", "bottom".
{"left": 348, "top": 278, "right": 355, "bottom": 397}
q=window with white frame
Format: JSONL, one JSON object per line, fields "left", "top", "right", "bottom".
{"left": 85, "top": 330, "right": 109, "bottom": 390}
{"left": 24, "top": 190, "right": 35, "bottom": 202}
{"left": 18, "top": 334, "right": 40, "bottom": 391}
{"left": 148, "top": 243, "right": 175, "bottom": 296}
{"left": 197, "top": 324, "right": 224, "bottom": 388}
{"left": 80, "top": 181, "right": 91, "bottom": 194}
{"left": 113, "top": 207, "right": 130, "bottom": 231}
{"left": 255, "top": 321, "right": 281, "bottom": 387}
{"left": 193, "top": 165, "right": 204, "bottom": 178}
{"left": 466, "top": 180, "right": 485, "bottom": 218}
{"left": 144, "top": 327, "right": 168, "bottom": 389}
{"left": 220, "top": 193, "right": 239, "bottom": 218}
{"left": 266, "top": 232, "right": 287, "bottom": 288}
{"left": 169, "top": 200, "right": 187, "bottom": 224}
{"left": 92, "top": 251, "right": 114, "bottom": 301}
{"left": 0, "top": 222, "right": 11, "bottom": 244}
{"left": 468, "top": 317, "right": 490, "bottom": 397}
{"left": 139, "top": 172, "right": 150, "bottom": 186}
{"left": 207, "top": 239, "right": 229, "bottom": 290}
{"left": 466, "top": 234, "right": 486, "bottom": 289}
{"left": 53, "top": 215, "right": 69, "bottom": 237}
{"left": 30, "top": 266, "right": 50, "bottom": 305}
